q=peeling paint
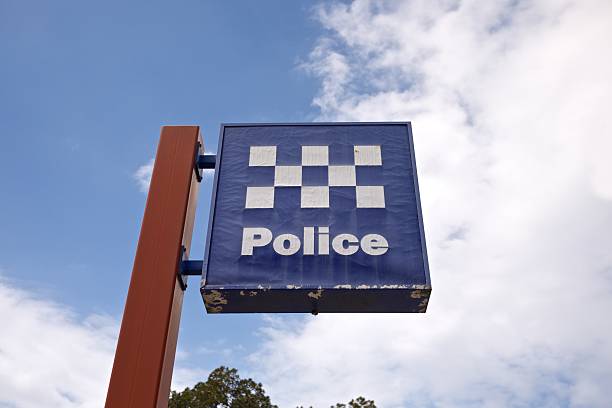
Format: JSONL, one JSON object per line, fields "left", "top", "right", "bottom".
{"left": 202, "top": 285, "right": 431, "bottom": 313}
{"left": 418, "top": 297, "right": 429, "bottom": 312}
{"left": 307, "top": 289, "right": 324, "bottom": 299}
{"left": 204, "top": 290, "right": 228, "bottom": 306}
{"left": 410, "top": 290, "right": 424, "bottom": 299}
{"left": 332, "top": 284, "right": 426, "bottom": 290}
{"left": 204, "top": 290, "right": 228, "bottom": 313}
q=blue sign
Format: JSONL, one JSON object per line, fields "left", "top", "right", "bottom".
{"left": 201, "top": 123, "right": 430, "bottom": 313}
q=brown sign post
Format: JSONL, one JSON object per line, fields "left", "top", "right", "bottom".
{"left": 105, "top": 126, "right": 202, "bottom": 407}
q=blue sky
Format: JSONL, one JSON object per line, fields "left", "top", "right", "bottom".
{"left": 2, "top": 1, "right": 612, "bottom": 407}
{"left": 1, "top": 0, "right": 321, "bottom": 373}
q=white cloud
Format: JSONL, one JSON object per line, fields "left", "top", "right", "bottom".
{"left": 172, "top": 347, "right": 210, "bottom": 391}
{"left": 253, "top": 1, "right": 612, "bottom": 407}
{"left": 171, "top": 365, "right": 210, "bottom": 393}
{"left": 134, "top": 158, "right": 155, "bottom": 193}
{"left": 0, "top": 276, "right": 117, "bottom": 407}
{"left": 0, "top": 274, "right": 207, "bottom": 406}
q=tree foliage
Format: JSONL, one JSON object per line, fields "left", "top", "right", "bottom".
{"left": 169, "top": 366, "right": 376, "bottom": 408}
{"left": 331, "top": 396, "right": 377, "bottom": 408}
{"left": 169, "top": 366, "right": 277, "bottom": 408}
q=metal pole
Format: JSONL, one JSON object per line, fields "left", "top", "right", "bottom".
{"left": 105, "top": 126, "right": 201, "bottom": 408}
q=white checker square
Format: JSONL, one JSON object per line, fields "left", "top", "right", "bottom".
{"left": 354, "top": 145, "right": 382, "bottom": 166}
{"left": 275, "top": 165, "right": 302, "bottom": 186}
{"left": 249, "top": 146, "right": 276, "bottom": 166}
{"left": 245, "top": 186, "right": 275, "bottom": 208}
{"left": 328, "top": 165, "right": 356, "bottom": 186}
{"left": 301, "top": 186, "right": 329, "bottom": 208}
{"left": 356, "top": 186, "right": 385, "bottom": 208}
{"left": 302, "top": 146, "right": 329, "bottom": 166}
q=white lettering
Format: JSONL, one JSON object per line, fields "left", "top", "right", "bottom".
{"left": 241, "top": 227, "right": 273, "bottom": 255}
{"left": 361, "top": 234, "right": 389, "bottom": 256}
{"left": 331, "top": 233, "right": 359, "bottom": 256}
{"left": 272, "top": 234, "right": 301, "bottom": 256}
{"left": 240, "top": 227, "right": 389, "bottom": 256}
{"left": 318, "top": 226, "right": 329, "bottom": 255}
{"left": 303, "top": 227, "right": 314, "bottom": 255}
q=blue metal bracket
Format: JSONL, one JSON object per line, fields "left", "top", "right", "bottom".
{"left": 181, "top": 260, "right": 204, "bottom": 276}
{"left": 198, "top": 154, "right": 216, "bottom": 170}
{"left": 193, "top": 151, "right": 216, "bottom": 183}
{"left": 177, "top": 258, "right": 204, "bottom": 291}
{"left": 177, "top": 245, "right": 204, "bottom": 290}
{"left": 192, "top": 142, "right": 203, "bottom": 182}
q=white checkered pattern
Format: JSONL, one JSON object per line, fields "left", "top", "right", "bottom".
{"left": 245, "top": 145, "right": 385, "bottom": 209}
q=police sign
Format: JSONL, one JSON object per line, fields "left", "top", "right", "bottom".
{"left": 201, "top": 123, "right": 430, "bottom": 313}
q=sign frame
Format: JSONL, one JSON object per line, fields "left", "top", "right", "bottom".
{"left": 201, "top": 122, "right": 431, "bottom": 314}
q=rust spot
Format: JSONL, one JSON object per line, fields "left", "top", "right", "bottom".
{"left": 308, "top": 289, "right": 323, "bottom": 299}
{"left": 418, "top": 297, "right": 429, "bottom": 313}
{"left": 204, "top": 290, "right": 227, "bottom": 306}
{"left": 411, "top": 290, "right": 423, "bottom": 299}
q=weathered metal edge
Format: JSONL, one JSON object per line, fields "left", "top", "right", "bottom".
{"left": 202, "top": 287, "right": 431, "bottom": 314}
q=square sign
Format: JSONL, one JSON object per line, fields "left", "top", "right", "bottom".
{"left": 201, "top": 123, "right": 431, "bottom": 313}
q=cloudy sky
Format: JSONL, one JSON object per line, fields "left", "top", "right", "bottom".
{"left": 2, "top": 0, "right": 612, "bottom": 407}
